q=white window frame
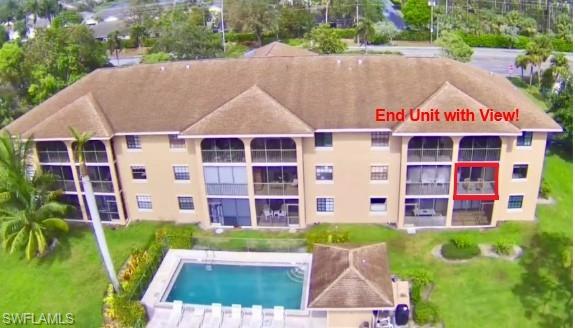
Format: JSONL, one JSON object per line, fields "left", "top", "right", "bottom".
{"left": 316, "top": 196, "right": 335, "bottom": 214}
{"left": 315, "top": 164, "right": 334, "bottom": 184}
{"left": 511, "top": 163, "right": 528, "bottom": 181}
{"left": 369, "top": 197, "right": 388, "bottom": 214}
{"left": 172, "top": 165, "right": 191, "bottom": 182}
{"left": 130, "top": 165, "right": 147, "bottom": 182}
{"left": 370, "top": 164, "right": 389, "bottom": 183}
{"left": 314, "top": 132, "right": 333, "bottom": 150}
{"left": 516, "top": 132, "right": 533, "bottom": 148}
{"left": 507, "top": 194, "right": 524, "bottom": 212}
{"left": 125, "top": 135, "right": 142, "bottom": 151}
{"left": 136, "top": 194, "right": 153, "bottom": 212}
{"left": 177, "top": 195, "right": 195, "bottom": 212}
{"left": 370, "top": 132, "right": 390, "bottom": 149}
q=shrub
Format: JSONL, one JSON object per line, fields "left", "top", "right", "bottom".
{"left": 413, "top": 301, "right": 440, "bottom": 325}
{"left": 450, "top": 236, "right": 473, "bottom": 249}
{"left": 551, "top": 38, "right": 573, "bottom": 52}
{"left": 142, "top": 52, "right": 171, "bottom": 64}
{"left": 539, "top": 178, "right": 551, "bottom": 199}
{"left": 493, "top": 240, "right": 513, "bottom": 256}
{"left": 226, "top": 32, "right": 257, "bottom": 43}
{"left": 396, "top": 30, "right": 429, "bottom": 41}
{"left": 104, "top": 286, "right": 147, "bottom": 328}
{"left": 155, "top": 225, "right": 194, "bottom": 249}
{"left": 441, "top": 241, "right": 480, "bottom": 260}
{"left": 306, "top": 228, "right": 350, "bottom": 251}
{"left": 406, "top": 268, "right": 433, "bottom": 287}
{"left": 332, "top": 28, "right": 356, "bottom": 39}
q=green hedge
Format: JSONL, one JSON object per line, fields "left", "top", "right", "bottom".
{"left": 332, "top": 28, "right": 356, "bottom": 39}
{"left": 414, "top": 301, "right": 440, "bottom": 325}
{"left": 441, "top": 240, "right": 481, "bottom": 260}
{"left": 226, "top": 32, "right": 257, "bottom": 42}
{"left": 460, "top": 33, "right": 572, "bottom": 51}
{"left": 551, "top": 38, "right": 573, "bottom": 52}
{"left": 396, "top": 30, "right": 429, "bottom": 41}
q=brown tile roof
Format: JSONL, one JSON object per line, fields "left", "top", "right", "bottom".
{"left": 245, "top": 41, "right": 317, "bottom": 58}
{"left": 394, "top": 82, "right": 522, "bottom": 135}
{"left": 4, "top": 46, "right": 561, "bottom": 139}
{"left": 181, "top": 85, "right": 313, "bottom": 136}
{"left": 308, "top": 243, "right": 394, "bottom": 309}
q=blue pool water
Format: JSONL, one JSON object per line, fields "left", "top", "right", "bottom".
{"left": 165, "top": 263, "right": 304, "bottom": 309}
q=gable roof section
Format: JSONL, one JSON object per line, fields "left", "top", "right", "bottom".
{"left": 394, "top": 82, "right": 521, "bottom": 135}
{"left": 181, "top": 85, "right": 314, "bottom": 136}
{"left": 246, "top": 42, "right": 317, "bottom": 58}
{"left": 22, "top": 93, "right": 113, "bottom": 139}
{"left": 308, "top": 243, "right": 394, "bottom": 309}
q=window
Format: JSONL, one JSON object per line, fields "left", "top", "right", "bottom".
{"left": 315, "top": 165, "right": 333, "bottom": 181}
{"left": 371, "top": 132, "right": 390, "bottom": 147}
{"left": 173, "top": 166, "right": 190, "bottom": 181}
{"left": 517, "top": 132, "right": 533, "bottom": 147}
{"left": 136, "top": 195, "right": 152, "bottom": 210}
{"left": 370, "top": 198, "right": 387, "bottom": 212}
{"left": 169, "top": 135, "right": 185, "bottom": 149}
{"left": 131, "top": 166, "right": 147, "bottom": 180}
{"left": 512, "top": 164, "right": 528, "bottom": 179}
{"left": 178, "top": 196, "right": 195, "bottom": 210}
{"left": 371, "top": 165, "right": 389, "bottom": 181}
{"left": 316, "top": 198, "right": 334, "bottom": 212}
{"left": 507, "top": 195, "right": 524, "bottom": 209}
{"left": 126, "top": 135, "right": 141, "bottom": 149}
{"left": 314, "top": 132, "right": 333, "bottom": 148}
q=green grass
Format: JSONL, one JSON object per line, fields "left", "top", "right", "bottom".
{"left": 0, "top": 222, "right": 160, "bottom": 327}
{"left": 508, "top": 76, "right": 550, "bottom": 110}
{"left": 0, "top": 152, "right": 570, "bottom": 328}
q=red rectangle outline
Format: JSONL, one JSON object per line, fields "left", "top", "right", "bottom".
{"left": 453, "top": 162, "right": 499, "bottom": 201}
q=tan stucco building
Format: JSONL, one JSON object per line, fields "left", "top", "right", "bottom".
{"left": 5, "top": 44, "right": 561, "bottom": 230}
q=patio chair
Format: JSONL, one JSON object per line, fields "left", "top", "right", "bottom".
{"left": 248, "top": 305, "right": 263, "bottom": 328}
{"left": 166, "top": 300, "right": 184, "bottom": 328}
{"left": 204, "top": 303, "right": 223, "bottom": 328}
{"left": 185, "top": 307, "right": 205, "bottom": 328}
{"left": 271, "top": 306, "right": 285, "bottom": 328}
{"left": 226, "top": 304, "right": 242, "bottom": 328}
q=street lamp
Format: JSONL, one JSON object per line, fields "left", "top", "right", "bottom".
{"left": 428, "top": 0, "right": 436, "bottom": 44}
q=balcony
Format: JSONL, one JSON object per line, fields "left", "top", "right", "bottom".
{"left": 458, "top": 148, "right": 500, "bottom": 162}
{"left": 38, "top": 151, "right": 70, "bottom": 163}
{"left": 205, "top": 183, "right": 248, "bottom": 196}
{"left": 251, "top": 149, "right": 297, "bottom": 163}
{"left": 404, "top": 215, "right": 446, "bottom": 227}
{"left": 407, "top": 148, "right": 452, "bottom": 162}
{"left": 83, "top": 151, "right": 108, "bottom": 163}
{"left": 256, "top": 199, "right": 299, "bottom": 227}
{"left": 457, "top": 180, "right": 496, "bottom": 194}
{"left": 201, "top": 150, "right": 245, "bottom": 163}
{"left": 406, "top": 182, "right": 450, "bottom": 195}
{"left": 254, "top": 182, "right": 298, "bottom": 196}
{"left": 89, "top": 181, "right": 115, "bottom": 193}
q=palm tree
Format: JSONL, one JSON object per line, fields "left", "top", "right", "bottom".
{"left": 69, "top": 128, "right": 121, "bottom": 293}
{"left": 550, "top": 53, "right": 570, "bottom": 81}
{"left": 515, "top": 54, "right": 529, "bottom": 81}
{"left": 107, "top": 31, "right": 123, "bottom": 66}
{"left": 356, "top": 18, "right": 375, "bottom": 54}
{"left": 0, "top": 133, "right": 69, "bottom": 260}
{"left": 526, "top": 36, "right": 552, "bottom": 86}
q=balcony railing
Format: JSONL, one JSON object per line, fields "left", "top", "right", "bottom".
{"left": 406, "top": 182, "right": 450, "bottom": 195}
{"left": 55, "top": 180, "right": 77, "bottom": 192}
{"left": 89, "top": 181, "right": 115, "bottom": 193}
{"left": 83, "top": 151, "right": 108, "bottom": 163}
{"left": 251, "top": 149, "right": 297, "bottom": 163}
{"left": 458, "top": 148, "right": 500, "bottom": 162}
{"left": 257, "top": 215, "right": 299, "bottom": 226}
{"left": 253, "top": 182, "right": 298, "bottom": 196}
{"left": 407, "top": 148, "right": 452, "bottom": 162}
{"left": 404, "top": 215, "right": 447, "bottom": 227}
{"left": 38, "top": 151, "right": 70, "bottom": 163}
{"left": 205, "top": 183, "right": 248, "bottom": 196}
{"left": 457, "top": 181, "right": 496, "bottom": 194}
{"left": 201, "top": 150, "right": 245, "bottom": 163}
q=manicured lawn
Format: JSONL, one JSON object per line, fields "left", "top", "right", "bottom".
{"left": 0, "top": 153, "right": 570, "bottom": 327}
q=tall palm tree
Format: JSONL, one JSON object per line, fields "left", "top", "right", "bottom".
{"left": 356, "top": 18, "right": 375, "bottom": 54}
{"left": 0, "top": 133, "right": 69, "bottom": 260}
{"left": 550, "top": 53, "right": 570, "bottom": 81}
{"left": 70, "top": 127, "right": 121, "bottom": 292}
{"left": 515, "top": 54, "right": 529, "bottom": 81}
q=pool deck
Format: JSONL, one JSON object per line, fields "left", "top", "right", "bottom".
{"left": 143, "top": 249, "right": 315, "bottom": 327}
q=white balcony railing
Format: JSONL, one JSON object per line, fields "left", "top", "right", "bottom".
{"left": 457, "top": 181, "right": 496, "bottom": 194}
{"left": 251, "top": 149, "right": 297, "bottom": 163}
{"left": 458, "top": 148, "right": 500, "bottom": 161}
{"left": 406, "top": 182, "right": 450, "bottom": 195}
{"left": 38, "top": 151, "right": 70, "bottom": 163}
{"left": 407, "top": 148, "right": 452, "bottom": 162}
{"left": 205, "top": 183, "right": 248, "bottom": 196}
{"left": 201, "top": 150, "right": 245, "bottom": 163}
{"left": 253, "top": 182, "right": 298, "bottom": 196}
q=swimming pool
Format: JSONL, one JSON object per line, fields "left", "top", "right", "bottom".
{"left": 165, "top": 263, "right": 305, "bottom": 309}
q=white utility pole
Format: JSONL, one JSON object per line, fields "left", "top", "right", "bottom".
{"left": 428, "top": 0, "right": 436, "bottom": 43}
{"left": 221, "top": 0, "right": 226, "bottom": 52}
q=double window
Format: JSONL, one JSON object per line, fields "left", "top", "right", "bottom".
{"left": 370, "top": 165, "right": 389, "bottom": 181}
{"left": 173, "top": 166, "right": 190, "bottom": 181}
{"left": 126, "top": 135, "right": 141, "bottom": 149}
{"left": 316, "top": 197, "right": 334, "bottom": 213}
{"left": 507, "top": 195, "right": 524, "bottom": 209}
{"left": 517, "top": 132, "right": 533, "bottom": 147}
{"left": 512, "top": 164, "right": 528, "bottom": 179}
{"left": 131, "top": 166, "right": 147, "bottom": 180}
{"left": 136, "top": 195, "right": 152, "bottom": 210}
{"left": 316, "top": 165, "right": 333, "bottom": 181}
{"left": 177, "top": 196, "right": 194, "bottom": 210}
{"left": 314, "top": 132, "right": 333, "bottom": 148}
{"left": 371, "top": 132, "right": 390, "bottom": 148}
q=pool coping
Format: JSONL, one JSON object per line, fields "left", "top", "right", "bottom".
{"left": 142, "top": 249, "right": 313, "bottom": 317}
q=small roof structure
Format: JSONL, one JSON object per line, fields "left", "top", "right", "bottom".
{"left": 245, "top": 41, "right": 317, "bottom": 58}
{"left": 308, "top": 243, "right": 395, "bottom": 309}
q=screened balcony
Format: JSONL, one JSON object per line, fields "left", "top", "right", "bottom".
{"left": 456, "top": 167, "right": 496, "bottom": 195}
{"left": 404, "top": 198, "right": 448, "bottom": 227}
{"left": 203, "top": 166, "right": 248, "bottom": 196}
{"left": 256, "top": 199, "right": 299, "bottom": 226}
{"left": 41, "top": 165, "right": 76, "bottom": 192}
{"left": 253, "top": 166, "right": 298, "bottom": 196}
{"left": 77, "top": 166, "right": 114, "bottom": 193}
{"left": 406, "top": 165, "right": 451, "bottom": 196}
{"left": 36, "top": 141, "right": 70, "bottom": 163}
{"left": 251, "top": 138, "right": 296, "bottom": 163}
{"left": 73, "top": 140, "right": 108, "bottom": 163}
{"left": 452, "top": 200, "right": 494, "bottom": 226}
{"left": 407, "top": 137, "right": 453, "bottom": 162}
{"left": 201, "top": 138, "right": 245, "bottom": 163}
{"left": 458, "top": 136, "right": 501, "bottom": 162}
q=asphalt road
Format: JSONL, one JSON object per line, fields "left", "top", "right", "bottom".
{"left": 348, "top": 45, "right": 573, "bottom": 76}
{"left": 382, "top": 0, "right": 405, "bottom": 30}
